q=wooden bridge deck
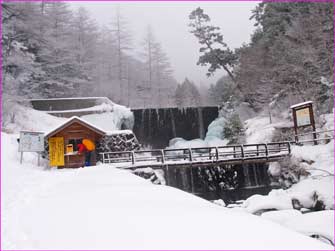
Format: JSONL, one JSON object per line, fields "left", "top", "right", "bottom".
{"left": 99, "top": 142, "right": 291, "bottom": 170}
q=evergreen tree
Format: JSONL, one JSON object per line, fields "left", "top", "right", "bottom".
{"left": 189, "top": 7, "right": 238, "bottom": 81}
{"left": 237, "top": 2, "right": 334, "bottom": 113}
{"left": 223, "top": 113, "right": 244, "bottom": 144}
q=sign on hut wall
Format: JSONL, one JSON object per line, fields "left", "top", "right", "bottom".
{"left": 49, "top": 137, "right": 65, "bottom": 166}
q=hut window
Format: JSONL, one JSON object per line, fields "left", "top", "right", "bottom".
{"left": 68, "top": 139, "right": 82, "bottom": 151}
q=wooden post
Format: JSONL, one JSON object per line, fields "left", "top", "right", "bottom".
{"left": 292, "top": 109, "right": 299, "bottom": 143}
{"left": 309, "top": 105, "right": 317, "bottom": 145}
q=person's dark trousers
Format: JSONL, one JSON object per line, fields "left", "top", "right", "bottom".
{"left": 85, "top": 151, "right": 91, "bottom": 166}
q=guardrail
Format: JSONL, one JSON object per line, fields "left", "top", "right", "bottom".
{"left": 290, "top": 129, "right": 334, "bottom": 144}
{"left": 99, "top": 141, "right": 291, "bottom": 167}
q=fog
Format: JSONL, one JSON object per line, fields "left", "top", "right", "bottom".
{"left": 71, "top": 1, "right": 258, "bottom": 86}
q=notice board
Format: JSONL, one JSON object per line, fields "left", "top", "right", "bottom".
{"left": 296, "top": 107, "right": 311, "bottom": 127}
{"left": 19, "top": 131, "right": 44, "bottom": 152}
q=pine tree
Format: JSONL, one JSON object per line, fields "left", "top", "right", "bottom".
{"left": 223, "top": 113, "right": 244, "bottom": 144}
{"left": 189, "top": 7, "right": 238, "bottom": 81}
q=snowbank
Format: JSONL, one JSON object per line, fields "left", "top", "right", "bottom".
{"left": 291, "top": 142, "right": 334, "bottom": 175}
{"left": 243, "top": 193, "right": 294, "bottom": 214}
{"left": 242, "top": 175, "right": 334, "bottom": 212}
{"left": 1, "top": 132, "right": 332, "bottom": 250}
{"left": 262, "top": 210, "right": 334, "bottom": 245}
{"left": 244, "top": 116, "right": 290, "bottom": 144}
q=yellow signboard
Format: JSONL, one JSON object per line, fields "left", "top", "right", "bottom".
{"left": 296, "top": 107, "right": 311, "bottom": 127}
{"left": 49, "top": 137, "right": 64, "bottom": 166}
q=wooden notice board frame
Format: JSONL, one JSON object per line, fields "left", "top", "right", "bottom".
{"left": 290, "top": 101, "right": 317, "bottom": 144}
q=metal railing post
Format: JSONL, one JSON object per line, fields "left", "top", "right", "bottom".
{"left": 102, "top": 153, "right": 105, "bottom": 164}
{"left": 215, "top": 147, "right": 219, "bottom": 161}
{"left": 264, "top": 144, "right": 269, "bottom": 159}
{"left": 287, "top": 141, "right": 291, "bottom": 154}
{"left": 131, "top": 151, "right": 135, "bottom": 165}
{"left": 240, "top": 145, "right": 244, "bottom": 159}
{"left": 256, "top": 145, "right": 259, "bottom": 156}
{"left": 189, "top": 148, "right": 193, "bottom": 162}
{"left": 161, "top": 149, "right": 165, "bottom": 164}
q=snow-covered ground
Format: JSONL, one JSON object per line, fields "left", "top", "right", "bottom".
{"left": 244, "top": 116, "right": 291, "bottom": 144}
{"left": 1, "top": 131, "right": 333, "bottom": 250}
{"left": 1, "top": 106, "right": 334, "bottom": 249}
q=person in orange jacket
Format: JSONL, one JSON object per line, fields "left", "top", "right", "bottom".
{"left": 77, "top": 141, "right": 91, "bottom": 166}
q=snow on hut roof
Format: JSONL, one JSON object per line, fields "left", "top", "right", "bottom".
{"left": 290, "top": 101, "right": 313, "bottom": 109}
{"left": 45, "top": 116, "right": 107, "bottom": 138}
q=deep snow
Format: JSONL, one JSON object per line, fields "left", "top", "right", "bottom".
{"left": 1, "top": 132, "right": 333, "bottom": 250}
{"left": 1, "top": 105, "right": 334, "bottom": 250}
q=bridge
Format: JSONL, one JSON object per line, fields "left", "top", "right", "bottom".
{"left": 99, "top": 141, "right": 291, "bottom": 169}
{"left": 99, "top": 142, "right": 291, "bottom": 201}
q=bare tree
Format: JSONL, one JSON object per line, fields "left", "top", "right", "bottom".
{"left": 110, "top": 7, "right": 132, "bottom": 102}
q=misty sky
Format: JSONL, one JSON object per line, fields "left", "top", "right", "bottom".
{"left": 71, "top": 1, "right": 259, "bottom": 86}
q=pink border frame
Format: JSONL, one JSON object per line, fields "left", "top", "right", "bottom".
{"left": 0, "top": 0, "right": 334, "bottom": 251}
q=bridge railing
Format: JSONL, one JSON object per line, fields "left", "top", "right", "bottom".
{"left": 99, "top": 141, "right": 291, "bottom": 166}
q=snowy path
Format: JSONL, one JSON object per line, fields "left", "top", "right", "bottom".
{"left": 1, "top": 133, "right": 333, "bottom": 250}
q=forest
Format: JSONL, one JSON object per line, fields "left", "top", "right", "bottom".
{"left": 2, "top": 2, "right": 334, "bottom": 124}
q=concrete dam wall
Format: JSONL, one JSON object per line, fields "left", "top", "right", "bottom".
{"left": 132, "top": 106, "right": 219, "bottom": 149}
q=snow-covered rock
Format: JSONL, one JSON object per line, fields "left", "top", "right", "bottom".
{"left": 262, "top": 210, "right": 334, "bottom": 246}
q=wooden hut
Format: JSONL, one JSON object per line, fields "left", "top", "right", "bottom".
{"left": 45, "top": 116, "right": 106, "bottom": 168}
